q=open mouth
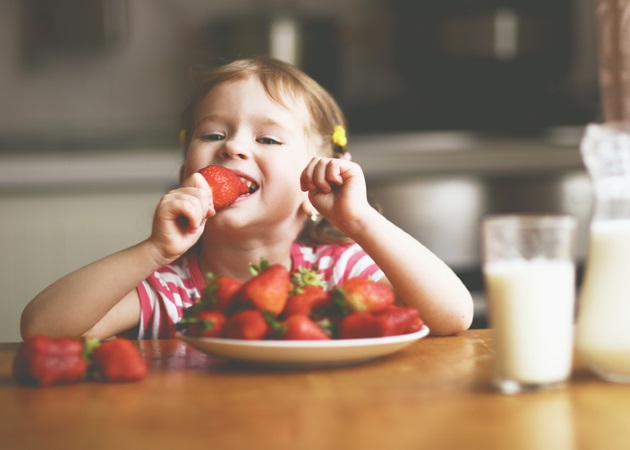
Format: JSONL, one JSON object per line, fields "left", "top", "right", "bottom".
{"left": 240, "top": 178, "right": 260, "bottom": 195}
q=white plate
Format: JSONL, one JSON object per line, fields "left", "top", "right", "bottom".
{"left": 179, "top": 325, "right": 429, "bottom": 369}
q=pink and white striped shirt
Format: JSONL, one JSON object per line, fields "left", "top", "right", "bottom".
{"left": 136, "top": 242, "right": 383, "bottom": 339}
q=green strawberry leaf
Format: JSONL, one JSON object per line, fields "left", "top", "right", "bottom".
{"left": 290, "top": 266, "right": 325, "bottom": 294}
{"left": 331, "top": 287, "right": 351, "bottom": 315}
{"left": 249, "top": 258, "right": 270, "bottom": 276}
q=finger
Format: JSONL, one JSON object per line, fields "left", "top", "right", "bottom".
{"left": 181, "top": 172, "right": 210, "bottom": 190}
{"left": 177, "top": 174, "right": 213, "bottom": 215}
{"left": 160, "top": 190, "right": 209, "bottom": 233}
{"left": 325, "top": 159, "right": 345, "bottom": 186}
{"left": 177, "top": 196, "right": 207, "bottom": 232}
{"left": 311, "top": 158, "right": 335, "bottom": 193}
{"left": 300, "top": 157, "right": 318, "bottom": 191}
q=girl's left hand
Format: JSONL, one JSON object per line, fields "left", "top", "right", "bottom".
{"left": 300, "top": 156, "right": 372, "bottom": 235}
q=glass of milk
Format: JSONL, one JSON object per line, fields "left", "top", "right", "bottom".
{"left": 576, "top": 122, "right": 630, "bottom": 383}
{"left": 483, "top": 214, "right": 577, "bottom": 394}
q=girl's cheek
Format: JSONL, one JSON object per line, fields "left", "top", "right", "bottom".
{"left": 183, "top": 145, "right": 208, "bottom": 175}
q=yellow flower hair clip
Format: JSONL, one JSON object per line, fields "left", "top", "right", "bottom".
{"left": 332, "top": 125, "right": 347, "bottom": 149}
{"left": 179, "top": 129, "right": 187, "bottom": 147}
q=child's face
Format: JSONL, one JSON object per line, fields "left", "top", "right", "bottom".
{"left": 182, "top": 77, "right": 316, "bottom": 232}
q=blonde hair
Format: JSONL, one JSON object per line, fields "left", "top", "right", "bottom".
{"left": 180, "top": 57, "right": 347, "bottom": 157}
{"left": 179, "top": 56, "right": 353, "bottom": 245}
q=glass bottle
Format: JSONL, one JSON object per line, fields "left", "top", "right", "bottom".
{"left": 576, "top": 122, "right": 630, "bottom": 383}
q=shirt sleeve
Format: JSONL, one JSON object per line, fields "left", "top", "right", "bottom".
{"left": 136, "top": 255, "right": 206, "bottom": 339}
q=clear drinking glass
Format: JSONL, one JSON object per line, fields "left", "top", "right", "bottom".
{"left": 576, "top": 122, "right": 630, "bottom": 383}
{"left": 483, "top": 214, "right": 577, "bottom": 394}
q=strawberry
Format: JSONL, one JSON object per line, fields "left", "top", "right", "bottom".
{"left": 283, "top": 267, "right": 329, "bottom": 317}
{"left": 238, "top": 259, "right": 291, "bottom": 316}
{"left": 91, "top": 338, "right": 147, "bottom": 382}
{"left": 223, "top": 309, "right": 270, "bottom": 340}
{"left": 201, "top": 274, "right": 242, "bottom": 313}
{"left": 374, "top": 306, "right": 424, "bottom": 337}
{"left": 291, "top": 266, "right": 326, "bottom": 291}
{"left": 175, "top": 275, "right": 241, "bottom": 335}
{"left": 333, "top": 278, "right": 395, "bottom": 313}
{"left": 280, "top": 315, "right": 330, "bottom": 340}
{"left": 213, "top": 276, "right": 242, "bottom": 306}
{"left": 282, "top": 285, "right": 330, "bottom": 317}
{"left": 338, "top": 312, "right": 380, "bottom": 339}
{"left": 13, "top": 335, "right": 89, "bottom": 386}
{"left": 185, "top": 310, "right": 227, "bottom": 338}
{"left": 338, "top": 307, "right": 424, "bottom": 339}
{"left": 198, "top": 165, "right": 250, "bottom": 210}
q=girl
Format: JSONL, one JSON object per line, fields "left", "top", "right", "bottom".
{"left": 21, "top": 57, "right": 473, "bottom": 340}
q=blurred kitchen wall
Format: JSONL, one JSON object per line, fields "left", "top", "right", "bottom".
{"left": 0, "top": 0, "right": 398, "bottom": 151}
{"left": 0, "top": 0, "right": 600, "bottom": 151}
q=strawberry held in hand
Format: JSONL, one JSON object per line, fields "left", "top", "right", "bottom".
{"left": 198, "top": 165, "right": 251, "bottom": 210}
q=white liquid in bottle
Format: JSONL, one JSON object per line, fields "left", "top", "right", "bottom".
{"left": 577, "top": 220, "right": 630, "bottom": 382}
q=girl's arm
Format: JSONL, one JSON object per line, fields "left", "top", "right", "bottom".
{"left": 301, "top": 157, "right": 473, "bottom": 335}
{"left": 21, "top": 173, "right": 213, "bottom": 340}
{"left": 21, "top": 241, "right": 160, "bottom": 340}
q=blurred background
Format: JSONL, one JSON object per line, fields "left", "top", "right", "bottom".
{"left": 0, "top": 0, "right": 601, "bottom": 340}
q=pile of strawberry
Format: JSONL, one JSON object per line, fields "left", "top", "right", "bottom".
{"left": 176, "top": 259, "right": 424, "bottom": 340}
{"left": 13, "top": 336, "right": 147, "bottom": 387}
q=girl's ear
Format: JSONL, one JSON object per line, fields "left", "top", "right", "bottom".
{"left": 301, "top": 199, "right": 320, "bottom": 221}
{"left": 300, "top": 199, "right": 312, "bottom": 216}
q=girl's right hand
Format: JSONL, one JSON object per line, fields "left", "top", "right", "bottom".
{"left": 149, "top": 173, "right": 215, "bottom": 265}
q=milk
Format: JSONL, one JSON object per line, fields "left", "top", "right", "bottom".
{"left": 484, "top": 259, "right": 575, "bottom": 386}
{"left": 576, "top": 220, "right": 630, "bottom": 382}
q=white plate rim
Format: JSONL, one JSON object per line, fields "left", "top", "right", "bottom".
{"left": 178, "top": 325, "right": 430, "bottom": 368}
{"left": 180, "top": 325, "right": 429, "bottom": 349}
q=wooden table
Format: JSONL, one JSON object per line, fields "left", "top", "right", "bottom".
{"left": 2, "top": 329, "right": 630, "bottom": 450}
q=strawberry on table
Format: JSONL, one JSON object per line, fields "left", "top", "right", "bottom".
{"left": 223, "top": 309, "right": 270, "bottom": 340}
{"left": 91, "top": 338, "right": 147, "bottom": 383}
{"left": 333, "top": 278, "right": 395, "bottom": 314}
{"left": 238, "top": 259, "right": 291, "bottom": 316}
{"left": 198, "top": 165, "right": 251, "bottom": 210}
{"left": 13, "top": 335, "right": 89, "bottom": 386}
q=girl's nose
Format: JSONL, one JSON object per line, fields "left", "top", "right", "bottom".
{"left": 221, "top": 139, "right": 250, "bottom": 160}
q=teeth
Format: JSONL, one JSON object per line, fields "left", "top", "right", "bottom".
{"left": 240, "top": 178, "right": 259, "bottom": 194}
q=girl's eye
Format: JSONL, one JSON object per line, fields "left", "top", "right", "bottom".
{"left": 257, "top": 137, "right": 281, "bottom": 145}
{"left": 201, "top": 133, "right": 225, "bottom": 141}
